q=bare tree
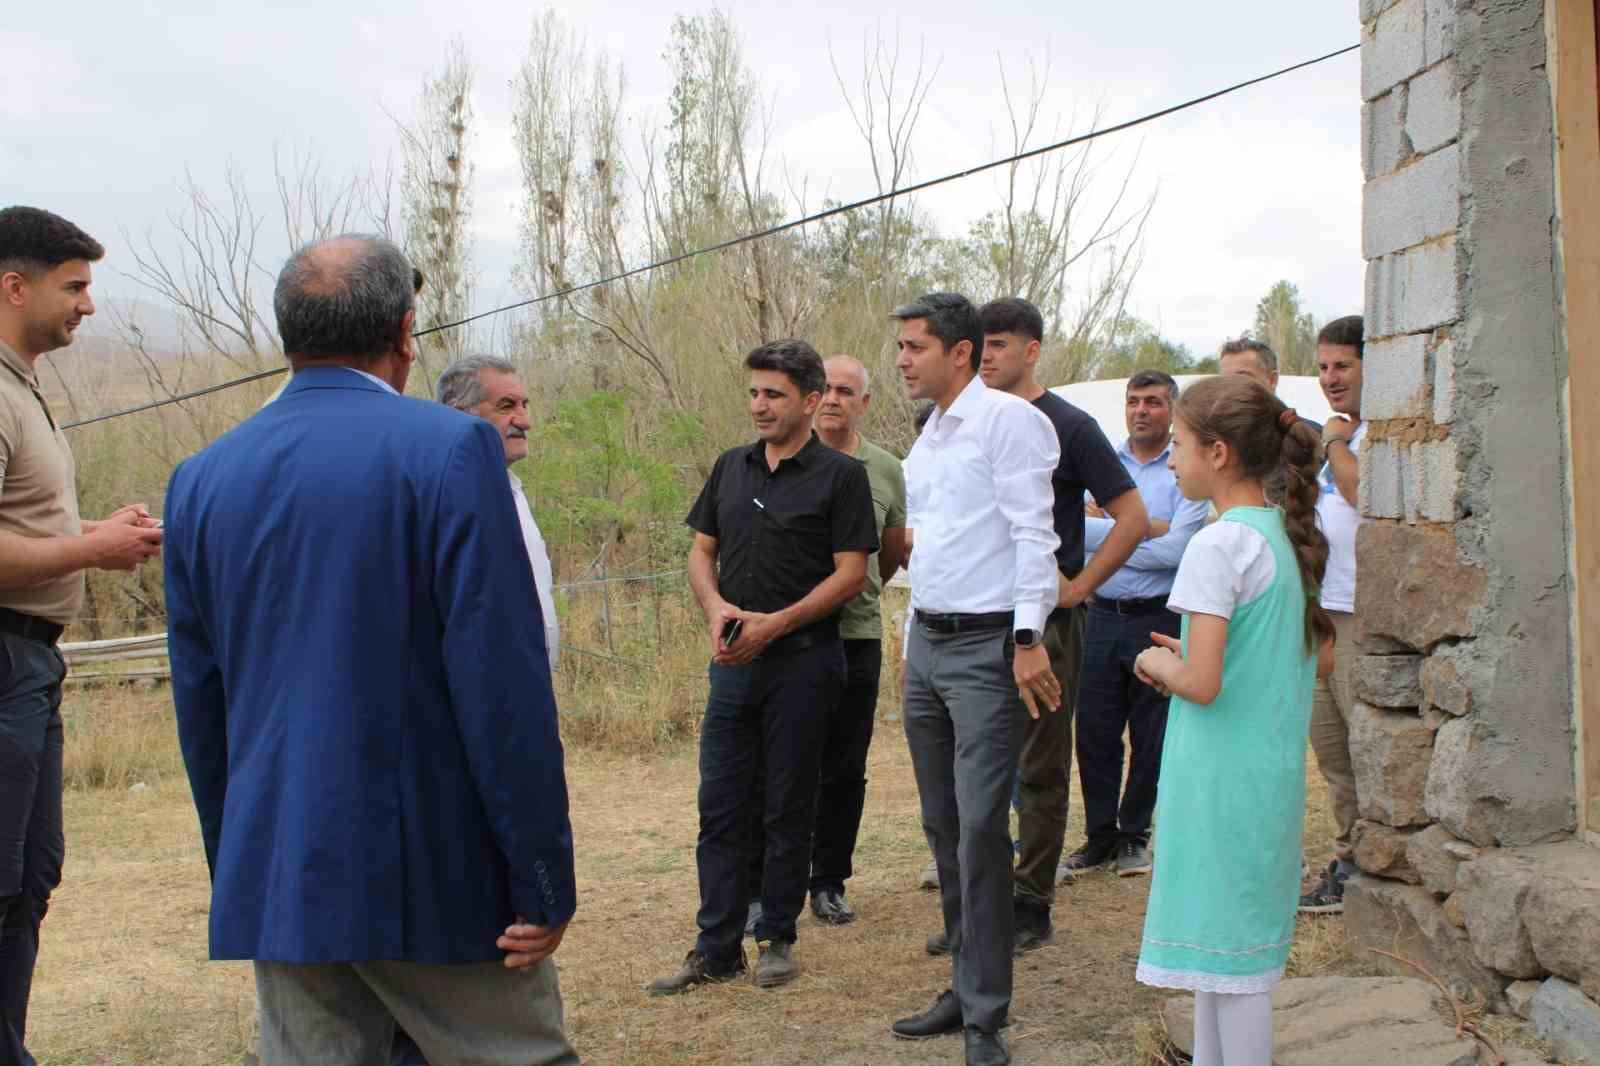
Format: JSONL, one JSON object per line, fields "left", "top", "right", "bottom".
{"left": 395, "top": 38, "right": 475, "bottom": 387}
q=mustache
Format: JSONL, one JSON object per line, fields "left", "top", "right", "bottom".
{"left": 507, "top": 427, "right": 528, "bottom": 440}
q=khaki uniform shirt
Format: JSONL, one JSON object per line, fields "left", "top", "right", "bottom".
{"left": 0, "top": 338, "right": 83, "bottom": 624}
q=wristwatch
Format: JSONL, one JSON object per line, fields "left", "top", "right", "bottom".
{"left": 1015, "top": 629, "right": 1041, "bottom": 649}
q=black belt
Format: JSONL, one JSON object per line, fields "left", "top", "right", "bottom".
{"left": 0, "top": 607, "right": 64, "bottom": 645}
{"left": 914, "top": 609, "right": 1013, "bottom": 635}
{"left": 762, "top": 622, "right": 839, "bottom": 659}
{"left": 1090, "top": 595, "right": 1169, "bottom": 616}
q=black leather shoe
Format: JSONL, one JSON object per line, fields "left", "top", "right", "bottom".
{"left": 964, "top": 1027, "right": 1011, "bottom": 1065}
{"left": 810, "top": 888, "right": 856, "bottom": 925}
{"left": 891, "top": 989, "right": 963, "bottom": 1040}
{"left": 1013, "top": 898, "right": 1053, "bottom": 955}
{"left": 926, "top": 930, "right": 952, "bottom": 956}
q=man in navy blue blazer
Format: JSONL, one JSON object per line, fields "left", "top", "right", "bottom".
{"left": 164, "top": 235, "right": 578, "bottom": 1065}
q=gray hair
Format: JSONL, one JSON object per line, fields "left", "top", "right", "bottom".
{"left": 274, "top": 235, "right": 415, "bottom": 362}
{"left": 1217, "top": 336, "right": 1279, "bottom": 373}
{"left": 436, "top": 354, "right": 518, "bottom": 411}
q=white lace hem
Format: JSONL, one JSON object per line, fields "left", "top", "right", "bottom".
{"left": 1135, "top": 962, "right": 1283, "bottom": 995}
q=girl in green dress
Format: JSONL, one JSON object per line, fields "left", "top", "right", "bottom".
{"left": 1131, "top": 375, "right": 1335, "bottom": 1066}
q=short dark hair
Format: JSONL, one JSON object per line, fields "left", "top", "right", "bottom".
{"left": 274, "top": 236, "right": 416, "bottom": 362}
{"left": 1218, "top": 336, "right": 1279, "bottom": 373}
{"left": 0, "top": 206, "right": 105, "bottom": 279}
{"left": 1317, "top": 315, "right": 1364, "bottom": 357}
{"left": 889, "top": 292, "right": 983, "bottom": 367}
{"left": 745, "top": 339, "right": 826, "bottom": 398}
{"left": 977, "top": 297, "right": 1045, "bottom": 343}
{"left": 1128, "top": 369, "right": 1179, "bottom": 402}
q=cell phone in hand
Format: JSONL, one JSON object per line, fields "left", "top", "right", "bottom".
{"left": 721, "top": 617, "right": 744, "bottom": 645}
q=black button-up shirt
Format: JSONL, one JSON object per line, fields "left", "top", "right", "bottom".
{"left": 686, "top": 433, "right": 878, "bottom": 624}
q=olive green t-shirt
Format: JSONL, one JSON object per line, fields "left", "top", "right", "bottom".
{"left": 837, "top": 436, "right": 907, "bottom": 641}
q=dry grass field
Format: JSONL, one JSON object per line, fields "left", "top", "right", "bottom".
{"left": 27, "top": 671, "right": 1383, "bottom": 1066}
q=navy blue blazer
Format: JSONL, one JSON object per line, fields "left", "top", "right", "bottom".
{"left": 164, "top": 366, "right": 575, "bottom": 964}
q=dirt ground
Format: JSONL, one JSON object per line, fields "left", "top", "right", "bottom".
{"left": 29, "top": 701, "right": 1358, "bottom": 1066}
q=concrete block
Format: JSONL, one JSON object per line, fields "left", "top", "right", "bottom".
{"left": 1363, "top": 333, "right": 1431, "bottom": 419}
{"left": 1425, "top": 717, "right": 1498, "bottom": 845}
{"left": 1518, "top": 841, "right": 1600, "bottom": 1000}
{"left": 1354, "top": 653, "right": 1424, "bottom": 707}
{"left": 1363, "top": 0, "right": 1427, "bottom": 101}
{"left": 1405, "top": 822, "right": 1477, "bottom": 896}
{"left": 1406, "top": 60, "right": 1459, "bottom": 154}
{"left": 1345, "top": 874, "right": 1508, "bottom": 1010}
{"left": 1506, "top": 979, "right": 1541, "bottom": 1019}
{"left": 1363, "top": 85, "right": 1409, "bottom": 180}
{"left": 1454, "top": 850, "right": 1544, "bottom": 978}
{"left": 1432, "top": 335, "right": 1455, "bottom": 424}
{"left": 1364, "top": 146, "right": 1459, "bottom": 257}
{"left": 1411, "top": 437, "right": 1460, "bottom": 522}
{"left": 1360, "top": 438, "right": 1406, "bottom": 519}
{"left": 1424, "top": 0, "right": 1456, "bottom": 64}
{"left": 1362, "top": 0, "right": 1401, "bottom": 25}
{"left": 1528, "top": 979, "right": 1600, "bottom": 1066}
{"left": 1355, "top": 522, "right": 1484, "bottom": 650}
{"left": 1352, "top": 819, "right": 1423, "bottom": 882}
{"left": 1369, "top": 238, "right": 1459, "bottom": 336}
{"left": 1349, "top": 701, "right": 1435, "bottom": 826}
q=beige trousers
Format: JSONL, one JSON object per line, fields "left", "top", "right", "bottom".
{"left": 1309, "top": 611, "right": 1359, "bottom": 861}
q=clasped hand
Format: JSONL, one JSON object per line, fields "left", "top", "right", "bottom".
{"left": 707, "top": 602, "right": 785, "bottom": 665}
{"left": 1134, "top": 632, "right": 1182, "bottom": 697}
{"left": 496, "top": 916, "right": 567, "bottom": 969}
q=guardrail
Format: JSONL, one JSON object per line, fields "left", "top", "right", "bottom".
{"left": 61, "top": 633, "right": 169, "bottom": 686}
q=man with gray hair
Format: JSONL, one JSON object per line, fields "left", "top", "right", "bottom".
{"left": 437, "top": 355, "right": 559, "bottom": 672}
{"left": 164, "top": 234, "right": 577, "bottom": 1065}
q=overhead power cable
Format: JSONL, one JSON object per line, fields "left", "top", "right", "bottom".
{"left": 62, "top": 42, "right": 1358, "bottom": 432}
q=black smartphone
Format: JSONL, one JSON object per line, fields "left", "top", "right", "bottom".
{"left": 721, "top": 617, "right": 744, "bottom": 645}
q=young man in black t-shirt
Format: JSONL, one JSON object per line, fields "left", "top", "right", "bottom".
{"left": 973, "top": 298, "right": 1147, "bottom": 952}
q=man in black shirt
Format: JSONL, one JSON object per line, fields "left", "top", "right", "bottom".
{"left": 647, "top": 339, "right": 877, "bottom": 996}
{"left": 976, "top": 298, "right": 1147, "bottom": 952}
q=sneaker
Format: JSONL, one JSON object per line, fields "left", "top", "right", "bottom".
{"left": 1060, "top": 838, "right": 1118, "bottom": 874}
{"left": 1054, "top": 860, "right": 1078, "bottom": 886}
{"left": 645, "top": 949, "right": 747, "bottom": 996}
{"left": 745, "top": 900, "right": 762, "bottom": 937}
{"left": 918, "top": 858, "right": 940, "bottom": 890}
{"left": 754, "top": 940, "right": 797, "bottom": 988}
{"left": 1012, "top": 898, "right": 1053, "bottom": 955}
{"left": 1116, "top": 839, "right": 1153, "bottom": 877}
{"left": 1298, "top": 860, "right": 1349, "bottom": 915}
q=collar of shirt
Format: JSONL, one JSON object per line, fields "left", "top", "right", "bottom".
{"left": 1116, "top": 436, "right": 1172, "bottom": 468}
{"left": 923, "top": 374, "right": 987, "bottom": 439}
{"left": 339, "top": 366, "right": 399, "bottom": 395}
{"left": 742, "top": 431, "right": 823, "bottom": 471}
{"left": 0, "top": 337, "right": 39, "bottom": 389}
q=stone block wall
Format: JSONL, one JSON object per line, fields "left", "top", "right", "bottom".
{"left": 1348, "top": 1, "right": 1596, "bottom": 1060}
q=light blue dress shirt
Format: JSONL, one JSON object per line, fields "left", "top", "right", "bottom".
{"left": 1084, "top": 438, "right": 1208, "bottom": 601}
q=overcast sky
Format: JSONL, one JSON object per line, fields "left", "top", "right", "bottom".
{"left": 3, "top": 1, "right": 1362, "bottom": 360}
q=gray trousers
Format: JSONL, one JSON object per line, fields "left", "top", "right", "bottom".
{"left": 254, "top": 957, "right": 577, "bottom": 1066}
{"left": 903, "top": 623, "right": 1028, "bottom": 1034}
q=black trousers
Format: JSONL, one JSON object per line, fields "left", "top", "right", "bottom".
{"left": 694, "top": 639, "right": 844, "bottom": 963}
{"left": 1074, "top": 603, "right": 1178, "bottom": 847}
{"left": 0, "top": 634, "right": 66, "bottom": 1066}
{"left": 747, "top": 639, "right": 882, "bottom": 897}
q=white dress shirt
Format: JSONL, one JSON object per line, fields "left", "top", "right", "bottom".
{"left": 508, "top": 473, "right": 560, "bottom": 670}
{"left": 904, "top": 375, "right": 1062, "bottom": 633}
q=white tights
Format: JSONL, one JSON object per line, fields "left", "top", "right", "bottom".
{"left": 1191, "top": 990, "right": 1273, "bottom": 1066}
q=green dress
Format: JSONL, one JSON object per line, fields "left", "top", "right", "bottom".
{"left": 1136, "top": 506, "right": 1317, "bottom": 994}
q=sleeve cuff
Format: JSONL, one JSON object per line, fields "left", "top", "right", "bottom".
{"left": 1014, "top": 603, "right": 1049, "bottom": 632}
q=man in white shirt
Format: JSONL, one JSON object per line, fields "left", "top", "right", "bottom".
{"left": 887, "top": 293, "right": 1060, "bottom": 1066}
{"left": 1299, "top": 316, "right": 1365, "bottom": 915}
{"left": 436, "top": 356, "right": 559, "bottom": 670}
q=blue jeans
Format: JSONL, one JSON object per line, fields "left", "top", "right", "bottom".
{"left": 1074, "top": 603, "right": 1177, "bottom": 847}
{"left": 0, "top": 633, "right": 67, "bottom": 1066}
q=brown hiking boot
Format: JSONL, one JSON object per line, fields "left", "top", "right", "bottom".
{"left": 645, "top": 949, "right": 746, "bottom": 996}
